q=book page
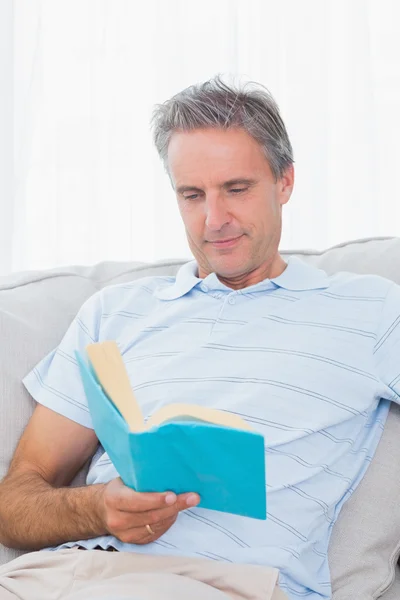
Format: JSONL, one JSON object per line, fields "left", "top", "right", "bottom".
{"left": 85, "top": 341, "right": 145, "bottom": 432}
{"left": 146, "top": 403, "right": 254, "bottom": 431}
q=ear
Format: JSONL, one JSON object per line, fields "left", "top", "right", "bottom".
{"left": 278, "top": 164, "right": 294, "bottom": 206}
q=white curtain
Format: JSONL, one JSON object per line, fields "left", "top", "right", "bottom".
{"left": 2, "top": 0, "right": 400, "bottom": 275}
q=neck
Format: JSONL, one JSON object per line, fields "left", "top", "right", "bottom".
{"left": 199, "top": 255, "right": 287, "bottom": 290}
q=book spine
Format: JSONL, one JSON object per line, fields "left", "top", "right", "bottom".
{"left": 128, "top": 431, "right": 160, "bottom": 493}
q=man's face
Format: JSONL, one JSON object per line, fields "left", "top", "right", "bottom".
{"left": 167, "top": 127, "right": 294, "bottom": 285}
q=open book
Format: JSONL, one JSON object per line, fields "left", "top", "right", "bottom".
{"left": 75, "top": 341, "right": 267, "bottom": 519}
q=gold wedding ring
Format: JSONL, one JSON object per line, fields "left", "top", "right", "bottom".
{"left": 145, "top": 523, "right": 155, "bottom": 536}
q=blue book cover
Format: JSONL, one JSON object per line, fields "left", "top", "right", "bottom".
{"left": 74, "top": 343, "right": 267, "bottom": 520}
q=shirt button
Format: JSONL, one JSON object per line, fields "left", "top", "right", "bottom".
{"left": 201, "top": 284, "right": 208, "bottom": 292}
{"left": 228, "top": 297, "right": 236, "bottom": 305}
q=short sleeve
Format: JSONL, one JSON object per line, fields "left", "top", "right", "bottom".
{"left": 22, "top": 290, "right": 104, "bottom": 429}
{"left": 374, "top": 282, "right": 400, "bottom": 403}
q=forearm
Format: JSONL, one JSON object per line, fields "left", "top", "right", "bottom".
{"left": 0, "top": 471, "right": 107, "bottom": 551}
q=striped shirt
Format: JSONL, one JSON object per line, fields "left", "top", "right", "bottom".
{"left": 22, "top": 256, "right": 400, "bottom": 600}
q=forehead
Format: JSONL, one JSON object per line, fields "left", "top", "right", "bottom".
{"left": 167, "top": 127, "right": 272, "bottom": 185}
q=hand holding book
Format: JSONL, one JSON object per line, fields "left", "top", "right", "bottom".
{"left": 97, "top": 477, "right": 200, "bottom": 545}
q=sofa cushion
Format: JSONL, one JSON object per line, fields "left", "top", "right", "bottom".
{"left": 380, "top": 568, "right": 400, "bottom": 600}
{"left": 0, "top": 237, "right": 400, "bottom": 599}
{"left": 328, "top": 402, "right": 400, "bottom": 599}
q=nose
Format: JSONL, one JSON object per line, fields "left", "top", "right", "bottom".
{"left": 205, "top": 195, "right": 231, "bottom": 232}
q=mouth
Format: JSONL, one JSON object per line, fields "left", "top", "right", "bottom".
{"left": 207, "top": 235, "right": 244, "bottom": 249}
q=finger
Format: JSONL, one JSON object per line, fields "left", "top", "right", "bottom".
{"left": 117, "top": 514, "right": 177, "bottom": 545}
{"left": 142, "top": 514, "right": 178, "bottom": 540}
{"left": 176, "top": 492, "right": 201, "bottom": 509}
{"left": 143, "top": 513, "right": 178, "bottom": 537}
{"left": 112, "top": 491, "right": 200, "bottom": 530}
{"left": 116, "top": 485, "right": 199, "bottom": 514}
{"left": 115, "top": 485, "right": 178, "bottom": 513}
{"left": 137, "top": 492, "right": 200, "bottom": 524}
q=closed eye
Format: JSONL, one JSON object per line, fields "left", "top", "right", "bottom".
{"left": 230, "top": 188, "right": 248, "bottom": 194}
{"left": 183, "top": 188, "right": 248, "bottom": 200}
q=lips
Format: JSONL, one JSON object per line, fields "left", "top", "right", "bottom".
{"left": 208, "top": 235, "right": 243, "bottom": 248}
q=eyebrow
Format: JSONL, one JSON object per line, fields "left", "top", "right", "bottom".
{"left": 176, "top": 178, "right": 257, "bottom": 195}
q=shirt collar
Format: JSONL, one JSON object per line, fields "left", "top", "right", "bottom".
{"left": 271, "top": 256, "right": 330, "bottom": 291}
{"left": 154, "top": 256, "right": 329, "bottom": 300}
{"left": 154, "top": 261, "right": 201, "bottom": 300}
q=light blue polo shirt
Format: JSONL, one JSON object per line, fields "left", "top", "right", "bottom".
{"left": 22, "top": 256, "right": 400, "bottom": 600}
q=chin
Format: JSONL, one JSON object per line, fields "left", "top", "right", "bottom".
{"left": 207, "top": 255, "right": 249, "bottom": 278}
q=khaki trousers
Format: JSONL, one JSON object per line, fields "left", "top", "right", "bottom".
{"left": 0, "top": 548, "right": 289, "bottom": 600}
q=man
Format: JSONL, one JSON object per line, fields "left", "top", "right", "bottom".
{"left": 0, "top": 76, "right": 399, "bottom": 600}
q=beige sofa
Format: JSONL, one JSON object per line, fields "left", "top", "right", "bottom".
{"left": 1, "top": 237, "right": 400, "bottom": 599}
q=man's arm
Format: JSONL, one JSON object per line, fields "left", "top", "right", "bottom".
{"left": 0, "top": 405, "right": 199, "bottom": 551}
{"left": 0, "top": 405, "right": 105, "bottom": 550}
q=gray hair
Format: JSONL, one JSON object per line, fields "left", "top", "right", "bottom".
{"left": 151, "top": 75, "right": 294, "bottom": 182}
